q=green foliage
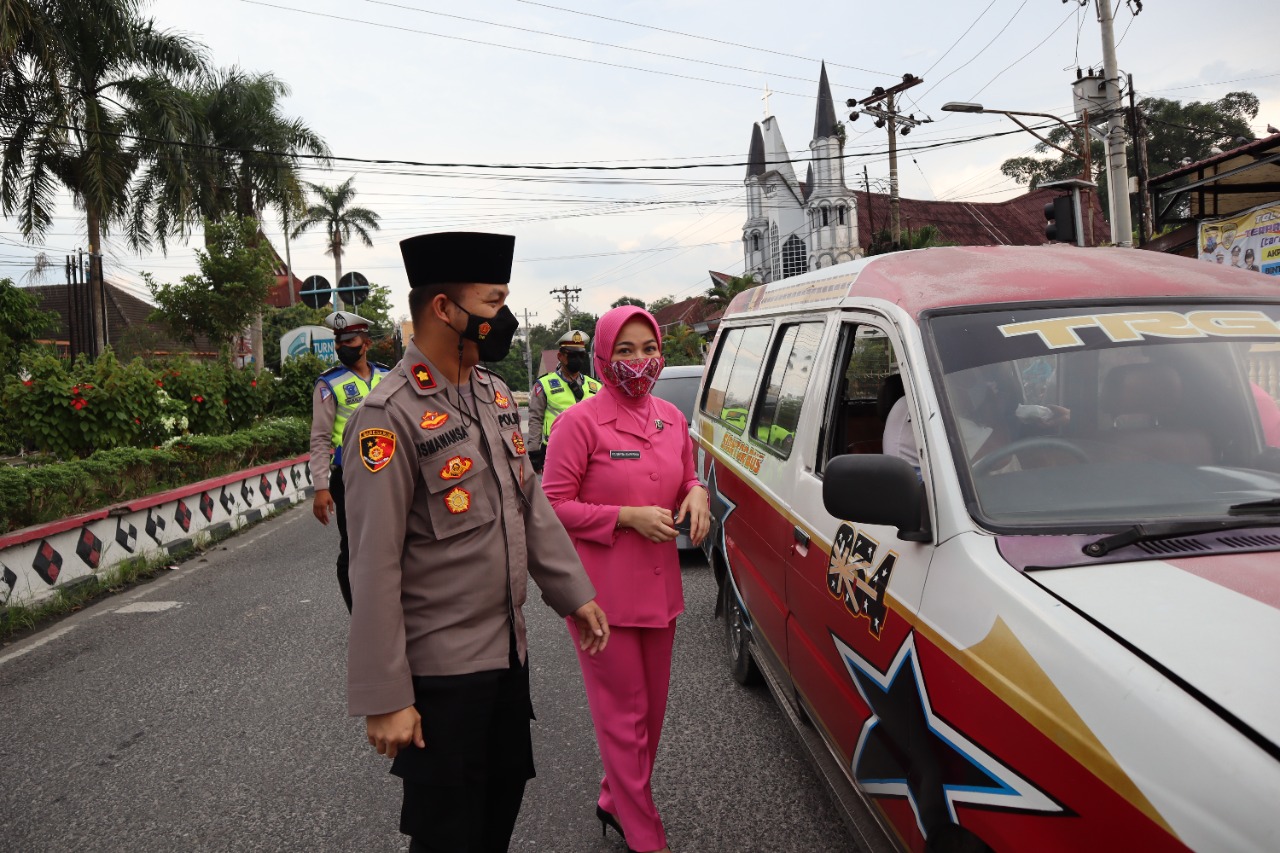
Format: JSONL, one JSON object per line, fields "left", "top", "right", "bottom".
{"left": 272, "top": 352, "right": 330, "bottom": 418}
{"left": 487, "top": 344, "right": 530, "bottom": 392}
{"left": 2, "top": 349, "right": 274, "bottom": 458}
{"left": 147, "top": 216, "right": 278, "bottom": 350}
{"left": 611, "top": 296, "right": 646, "bottom": 309}
{"left": 262, "top": 303, "right": 329, "bottom": 372}
{"left": 0, "top": 417, "right": 308, "bottom": 533}
{"left": 648, "top": 295, "right": 676, "bottom": 313}
{"left": 706, "top": 274, "right": 756, "bottom": 310}
{"left": 0, "top": 278, "right": 58, "bottom": 375}
{"left": 662, "top": 324, "right": 706, "bottom": 366}
{"left": 290, "top": 176, "right": 381, "bottom": 282}
{"left": 867, "top": 224, "right": 955, "bottom": 256}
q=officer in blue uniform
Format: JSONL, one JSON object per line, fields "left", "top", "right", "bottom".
{"left": 309, "top": 311, "right": 390, "bottom": 612}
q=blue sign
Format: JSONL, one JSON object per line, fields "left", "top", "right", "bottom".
{"left": 313, "top": 338, "right": 336, "bottom": 361}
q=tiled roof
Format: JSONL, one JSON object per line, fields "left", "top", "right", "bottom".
{"left": 651, "top": 295, "right": 724, "bottom": 331}
{"left": 1148, "top": 132, "right": 1280, "bottom": 186}
{"left": 26, "top": 281, "right": 217, "bottom": 355}
{"left": 854, "top": 186, "right": 1112, "bottom": 248}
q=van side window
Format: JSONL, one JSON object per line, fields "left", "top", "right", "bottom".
{"left": 821, "top": 324, "right": 900, "bottom": 471}
{"left": 702, "top": 325, "right": 772, "bottom": 433}
{"left": 752, "top": 323, "right": 823, "bottom": 457}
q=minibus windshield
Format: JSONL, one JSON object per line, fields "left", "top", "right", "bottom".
{"left": 927, "top": 303, "right": 1280, "bottom": 530}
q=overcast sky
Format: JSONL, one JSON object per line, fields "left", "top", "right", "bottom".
{"left": 3, "top": 0, "right": 1277, "bottom": 326}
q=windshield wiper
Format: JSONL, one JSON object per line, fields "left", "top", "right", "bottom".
{"left": 1083, "top": 516, "right": 1280, "bottom": 557}
{"left": 1228, "top": 497, "right": 1280, "bottom": 515}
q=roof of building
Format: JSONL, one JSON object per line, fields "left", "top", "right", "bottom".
{"left": 746, "top": 123, "right": 766, "bottom": 180}
{"left": 812, "top": 61, "right": 839, "bottom": 140}
{"left": 650, "top": 295, "right": 724, "bottom": 331}
{"left": 722, "top": 244, "right": 1280, "bottom": 321}
{"left": 1149, "top": 132, "right": 1280, "bottom": 186}
{"left": 263, "top": 237, "right": 307, "bottom": 309}
{"left": 853, "top": 186, "right": 1112, "bottom": 248}
{"left": 26, "top": 281, "right": 217, "bottom": 355}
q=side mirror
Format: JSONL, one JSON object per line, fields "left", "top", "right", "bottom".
{"left": 823, "top": 455, "right": 930, "bottom": 542}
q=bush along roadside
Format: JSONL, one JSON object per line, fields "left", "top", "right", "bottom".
{"left": 0, "top": 417, "right": 308, "bottom": 534}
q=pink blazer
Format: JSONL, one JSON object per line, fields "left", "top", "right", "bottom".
{"left": 541, "top": 390, "right": 701, "bottom": 627}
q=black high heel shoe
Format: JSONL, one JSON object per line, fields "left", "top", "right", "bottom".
{"left": 596, "top": 805, "right": 625, "bottom": 841}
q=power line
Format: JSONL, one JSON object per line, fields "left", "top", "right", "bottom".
{"left": 358, "top": 0, "right": 868, "bottom": 91}
{"left": 238, "top": 0, "right": 816, "bottom": 98}
{"left": 512, "top": 0, "right": 896, "bottom": 79}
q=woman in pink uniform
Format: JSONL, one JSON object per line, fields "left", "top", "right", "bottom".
{"left": 542, "top": 305, "right": 709, "bottom": 853}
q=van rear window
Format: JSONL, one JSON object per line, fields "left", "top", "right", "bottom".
{"left": 703, "top": 325, "right": 772, "bottom": 432}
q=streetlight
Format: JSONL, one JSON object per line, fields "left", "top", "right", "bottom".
{"left": 942, "top": 101, "right": 1095, "bottom": 247}
{"left": 941, "top": 102, "right": 1086, "bottom": 162}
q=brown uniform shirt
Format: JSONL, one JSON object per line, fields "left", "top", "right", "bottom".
{"left": 344, "top": 340, "right": 596, "bottom": 717}
{"left": 308, "top": 383, "right": 337, "bottom": 491}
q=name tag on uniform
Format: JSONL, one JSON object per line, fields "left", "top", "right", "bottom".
{"left": 610, "top": 450, "right": 641, "bottom": 460}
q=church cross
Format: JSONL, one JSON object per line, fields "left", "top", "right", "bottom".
{"left": 762, "top": 82, "right": 773, "bottom": 117}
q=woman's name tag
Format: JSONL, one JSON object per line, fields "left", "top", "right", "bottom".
{"left": 610, "top": 450, "right": 641, "bottom": 460}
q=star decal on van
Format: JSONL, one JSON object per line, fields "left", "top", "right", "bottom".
{"left": 705, "top": 461, "right": 737, "bottom": 560}
{"left": 833, "top": 631, "right": 1063, "bottom": 840}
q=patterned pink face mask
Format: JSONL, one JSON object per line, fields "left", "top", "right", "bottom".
{"left": 605, "top": 356, "right": 664, "bottom": 397}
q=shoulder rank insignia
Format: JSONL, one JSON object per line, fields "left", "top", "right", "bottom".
{"left": 358, "top": 428, "right": 397, "bottom": 473}
{"left": 440, "top": 455, "right": 473, "bottom": 480}
{"left": 494, "top": 391, "right": 510, "bottom": 409}
{"left": 532, "top": 384, "right": 543, "bottom": 398}
{"left": 444, "top": 486, "right": 471, "bottom": 514}
{"left": 511, "top": 432, "right": 526, "bottom": 455}
{"left": 421, "top": 411, "right": 449, "bottom": 430}
{"left": 411, "top": 363, "right": 436, "bottom": 391}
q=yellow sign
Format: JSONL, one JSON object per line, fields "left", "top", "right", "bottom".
{"left": 1198, "top": 201, "right": 1280, "bottom": 276}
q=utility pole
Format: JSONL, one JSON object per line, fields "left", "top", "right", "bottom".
{"left": 847, "top": 74, "right": 928, "bottom": 250}
{"left": 549, "top": 285, "right": 581, "bottom": 332}
{"left": 1096, "top": 0, "right": 1135, "bottom": 246}
{"left": 522, "top": 308, "right": 537, "bottom": 392}
{"left": 1127, "top": 73, "right": 1153, "bottom": 245}
{"left": 283, "top": 206, "right": 295, "bottom": 307}
{"left": 863, "top": 165, "right": 875, "bottom": 245}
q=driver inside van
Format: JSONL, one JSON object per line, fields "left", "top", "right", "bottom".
{"left": 944, "top": 365, "right": 1070, "bottom": 470}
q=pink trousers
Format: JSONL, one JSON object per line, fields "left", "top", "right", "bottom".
{"left": 568, "top": 620, "right": 677, "bottom": 853}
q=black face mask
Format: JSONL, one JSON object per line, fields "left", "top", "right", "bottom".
{"left": 336, "top": 344, "right": 362, "bottom": 367}
{"left": 450, "top": 301, "right": 520, "bottom": 362}
{"left": 564, "top": 352, "right": 588, "bottom": 374}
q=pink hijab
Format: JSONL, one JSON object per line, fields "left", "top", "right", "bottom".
{"left": 592, "top": 305, "right": 663, "bottom": 385}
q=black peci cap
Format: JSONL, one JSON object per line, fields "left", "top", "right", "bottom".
{"left": 399, "top": 232, "right": 516, "bottom": 288}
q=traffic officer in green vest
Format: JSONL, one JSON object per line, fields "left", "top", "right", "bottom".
{"left": 527, "top": 328, "right": 602, "bottom": 472}
{"left": 309, "top": 310, "right": 390, "bottom": 612}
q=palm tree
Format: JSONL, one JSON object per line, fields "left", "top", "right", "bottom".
{"left": 131, "top": 67, "right": 330, "bottom": 371}
{"left": 866, "top": 224, "right": 954, "bottom": 255}
{"left": 705, "top": 274, "right": 756, "bottom": 311}
{"left": 132, "top": 66, "right": 330, "bottom": 250}
{"left": 0, "top": 0, "right": 207, "bottom": 355}
{"left": 291, "top": 177, "right": 381, "bottom": 288}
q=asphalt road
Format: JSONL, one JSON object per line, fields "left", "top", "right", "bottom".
{"left": 0, "top": 502, "right": 855, "bottom": 852}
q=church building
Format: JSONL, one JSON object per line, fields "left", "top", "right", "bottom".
{"left": 742, "top": 63, "right": 861, "bottom": 282}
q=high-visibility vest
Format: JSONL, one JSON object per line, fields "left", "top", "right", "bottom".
{"left": 318, "top": 363, "right": 389, "bottom": 465}
{"left": 538, "top": 371, "right": 601, "bottom": 441}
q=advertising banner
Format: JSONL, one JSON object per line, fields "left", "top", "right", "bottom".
{"left": 1198, "top": 201, "right": 1280, "bottom": 276}
{"left": 279, "top": 325, "right": 336, "bottom": 364}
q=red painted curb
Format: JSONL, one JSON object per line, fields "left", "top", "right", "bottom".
{"left": 0, "top": 454, "right": 308, "bottom": 551}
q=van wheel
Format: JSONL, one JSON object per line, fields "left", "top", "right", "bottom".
{"left": 722, "top": 580, "right": 761, "bottom": 686}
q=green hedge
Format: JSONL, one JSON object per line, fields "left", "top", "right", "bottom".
{"left": 0, "top": 417, "right": 308, "bottom": 534}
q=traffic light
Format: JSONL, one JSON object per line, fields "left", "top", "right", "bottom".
{"left": 1044, "top": 194, "right": 1078, "bottom": 244}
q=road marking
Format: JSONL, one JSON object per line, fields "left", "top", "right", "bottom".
{"left": 0, "top": 623, "right": 78, "bottom": 666}
{"left": 114, "top": 601, "right": 183, "bottom": 613}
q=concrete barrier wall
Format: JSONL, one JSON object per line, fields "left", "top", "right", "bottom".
{"left": 0, "top": 455, "right": 313, "bottom": 609}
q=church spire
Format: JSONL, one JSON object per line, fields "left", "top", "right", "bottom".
{"left": 746, "top": 123, "right": 766, "bottom": 180}
{"left": 812, "top": 61, "right": 838, "bottom": 140}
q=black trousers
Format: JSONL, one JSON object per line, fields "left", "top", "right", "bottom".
{"left": 392, "top": 649, "right": 535, "bottom": 852}
{"left": 329, "top": 464, "right": 352, "bottom": 612}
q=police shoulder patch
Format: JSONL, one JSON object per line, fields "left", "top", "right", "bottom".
{"left": 410, "top": 363, "right": 437, "bottom": 391}
{"left": 319, "top": 386, "right": 332, "bottom": 401}
{"left": 358, "top": 428, "right": 397, "bottom": 473}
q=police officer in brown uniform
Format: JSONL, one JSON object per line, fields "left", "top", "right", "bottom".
{"left": 343, "top": 231, "right": 610, "bottom": 853}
